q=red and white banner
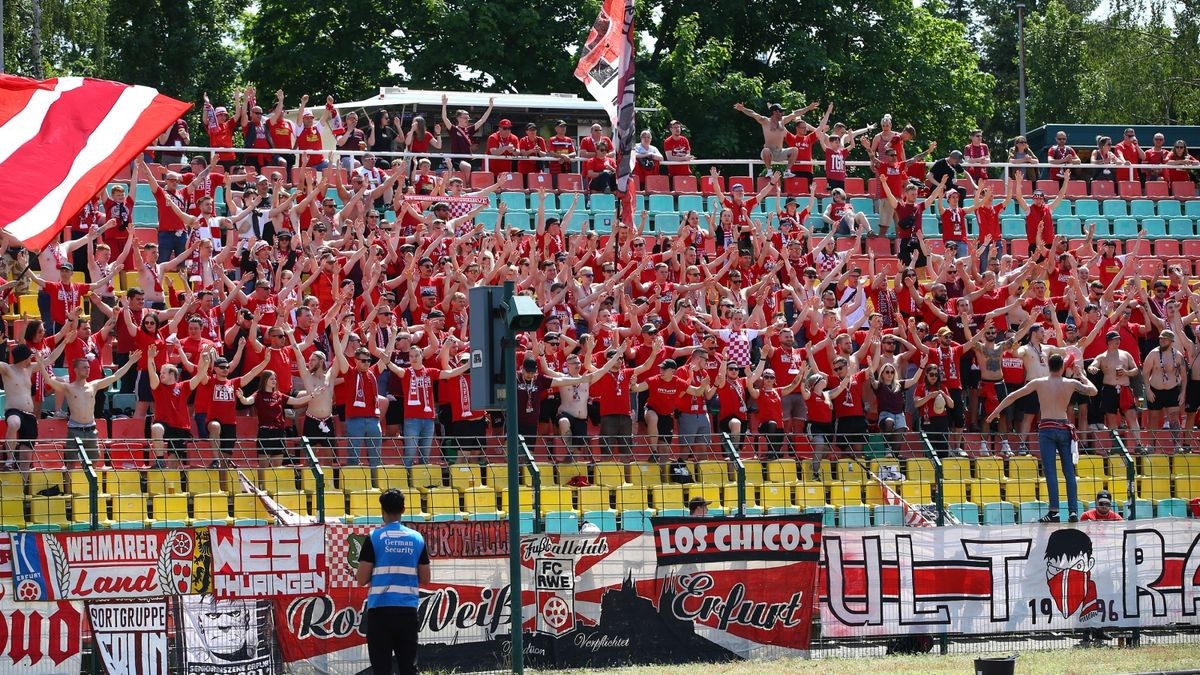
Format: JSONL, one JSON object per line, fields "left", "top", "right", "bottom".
{"left": 821, "top": 518, "right": 1200, "bottom": 636}
{"left": 0, "top": 534, "right": 84, "bottom": 675}
{"left": 9, "top": 530, "right": 200, "bottom": 601}
{"left": 89, "top": 600, "right": 169, "bottom": 675}
{"left": 0, "top": 75, "right": 190, "bottom": 250}
{"left": 210, "top": 526, "right": 325, "bottom": 599}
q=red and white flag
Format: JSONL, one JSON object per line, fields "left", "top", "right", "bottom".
{"left": 575, "top": 0, "right": 637, "bottom": 225}
{"left": 0, "top": 75, "right": 190, "bottom": 250}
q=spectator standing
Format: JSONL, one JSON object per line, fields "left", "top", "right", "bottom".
{"left": 485, "top": 120, "right": 519, "bottom": 175}
{"left": 662, "top": 120, "right": 694, "bottom": 177}
{"left": 962, "top": 129, "right": 990, "bottom": 182}
{"left": 1047, "top": 131, "right": 1081, "bottom": 184}
{"left": 547, "top": 120, "right": 577, "bottom": 176}
{"left": 517, "top": 123, "right": 549, "bottom": 175}
{"left": 1114, "top": 128, "right": 1144, "bottom": 183}
{"left": 441, "top": 94, "right": 496, "bottom": 173}
{"left": 1007, "top": 136, "right": 1039, "bottom": 182}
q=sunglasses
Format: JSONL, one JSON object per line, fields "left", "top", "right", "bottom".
{"left": 356, "top": 357, "right": 372, "bottom": 363}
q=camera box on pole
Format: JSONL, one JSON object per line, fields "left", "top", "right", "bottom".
{"left": 469, "top": 286, "right": 506, "bottom": 410}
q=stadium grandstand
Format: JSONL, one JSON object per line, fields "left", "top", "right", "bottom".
{"left": 0, "top": 96, "right": 1197, "bottom": 535}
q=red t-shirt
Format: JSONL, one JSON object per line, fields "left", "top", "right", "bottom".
{"left": 592, "top": 367, "right": 635, "bottom": 417}
{"left": 445, "top": 373, "right": 485, "bottom": 422}
{"left": 716, "top": 379, "right": 748, "bottom": 421}
{"left": 786, "top": 131, "right": 818, "bottom": 174}
{"left": 345, "top": 368, "right": 379, "bottom": 419}
{"left": 517, "top": 135, "right": 548, "bottom": 175}
{"left": 206, "top": 115, "right": 237, "bottom": 162}
{"left": 486, "top": 132, "right": 518, "bottom": 173}
{"left": 1025, "top": 203, "right": 1054, "bottom": 247}
{"left": 662, "top": 135, "right": 692, "bottom": 176}
{"left": 830, "top": 370, "right": 868, "bottom": 417}
{"left": 153, "top": 381, "right": 193, "bottom": 430}
{"left": 295, "top": 124, "right": 325, "bottom": 168}
{"left": 43, "top": 281, "right": 88, "bottom": 326}
{"left": 644, "top": 374, "right": 686, "bottom": 415}
{"left": 975, "top": 204, "right": 1001, "bottom": 243}
{"left": 205, "top": 375, "right": 250, "bottom": 425}
{"left": 397, "top": 367, "right": 436, "bottom": 420}
{"left": 940, "top": 207, "right": 968, "bottom": 241}
{"left": 757, "top": 388, "right": 784, "bottom": 426}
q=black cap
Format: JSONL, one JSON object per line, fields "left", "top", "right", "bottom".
{"left": 767, "top": 103, "right": 784, "bottom": 113}
{"left": 555, "top": 120, "right": 567, "bottom": 128}
{"left": 688, "top": 496, "right": 710, "bottom": 510}
{"left": 660, "top": 359, "right": 677, "bottom": 370}
{"left": 10, "top": 345, "right": 30, "bottom": 363}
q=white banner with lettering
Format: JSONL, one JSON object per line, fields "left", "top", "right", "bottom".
{"left": 820, "top": 518, "right": 1200, "bottom": 636}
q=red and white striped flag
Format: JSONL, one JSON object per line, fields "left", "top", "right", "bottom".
{"left": 0, "top": 75, "right": 190, "bottom": 250}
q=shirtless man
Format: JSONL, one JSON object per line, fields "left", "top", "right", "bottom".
{"left": 1013, "top": 323, "right": 1066, "bottom": 456}
{"left": 290, "top": 331, "right": 339, "bottom": 466}
{"left": 1089, "top": 331, "right": 1142, "bottom": 451}
{"left": 42, "top": 351, "right": 141, "bottom": 464}
{"left": 1142, "top": 329, "right": 1186, "bottom": 450}
{"left": 965, "top": 314, "right": 1035, "bottom": 456}
{"left": 988, "top": 353, "right": 1098, "bottom": 522}
{"left": 539, "top": 337, "right": 628, "bottom": 462}
{"left": 0, "top": 336, "right": 70, "bottom": 471}
{"left": 734, "top": 101, "right": 819, "bottom": 171}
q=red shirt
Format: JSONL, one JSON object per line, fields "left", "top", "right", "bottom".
{"left": 1025, "top": 203, "right": 1054, "bottom": 248}
{"left": 662, "top": 135, "right": 692, "bottom": 176}
{"left": 940, "top": 207, "right": 968, "bottom": 241}
{"left": 807, "top": 391, "right": 833, "bottom": 424}
{"left": 975, "top": 204, "right": 1001, "bottom": 243}
{"left": 517, "top": 135, "right": 548, "bottom": 174}
{"left": 786, "top": 131, "right": 818, "bottom": 174}
{"left": 133, "top": 330, "right": 167, "bottom": 370}
{"left": 43, "top": 281, "right": 88, "bottom": 326}
{"left": 205, "top": 376, "right": 249, "bottom": 425}
{"left": 830, "top": 370, "right": 868, "bottom": 417}
{"left": 345, "top": 368, "right": 379, "bottom": 419}
{"left": 547, "top": 135, "right": 576, "bottom": 174}
{"left": 206, "top": 115, "right": 237, "bottom": 162}
{"left": 64, "top": 333, "right": 105, "bottom": 381}
{"left": 1080, "top": 508, "right": 1123, "bottom": 522}
{"left": 930, "top": 342, "right": 965, "bottom": 389}
{"left": 915, "top": 381, "right": 951, "bottom": 424}
{"left": 152, "top": 381, "right": 193, "bottom": 430}
{"left": 716, "top": 379, "right": 748, "bottom": 421}
{"left": 445, "top": 373, "right": 485, "bottom": 422}
{"left": 757, "top": 388, "right": 784, "bottom": 426}
{"left": 825, "top": 147, "right": 848, "bottom": 182}
{"left": 486, "top": 132, "right": 518, "bottom": 173}
{"left": 644, "top": 374, "right": 686, "bottom": 415}
{"left": 963, "top": 143, "right": 990, "bottom": 181}
{"left": 579, "top": 135, "right": 612, "bottom": 158}
{"left": 268, "top": 118, "right": 296, "bottom": 153}
{"left": 397, "top": 367, "right": 436, "bottom": 420}
{"left": 153, "top": 187, "right": 186, "bottom": 233}
{"left": 592, "top": 367, "right": 635, "bottom": 417}
{"left": 295, "top": 124, "right": 325, "bottom": 168}
{"left": 585, "top": 155, "right": 615, "bottom": 177}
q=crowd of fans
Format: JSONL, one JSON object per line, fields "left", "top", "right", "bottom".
{"left": 1, "top": 91, "right": 1199, "bottom": 523}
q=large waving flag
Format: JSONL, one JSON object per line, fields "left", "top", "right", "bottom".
{"left": 575, "top": 0, "right": 636, "bottom": 225}
{"left": 0, "top": 75, "right": 190, "bottom": 250}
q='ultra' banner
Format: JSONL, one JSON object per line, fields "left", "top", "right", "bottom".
{"left": 821, "top": 518, "right": 1200, "bottom": 636}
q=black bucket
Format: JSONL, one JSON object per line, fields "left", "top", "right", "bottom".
{"left": 974, "top": 655, "right": 1017, "bottom": 675}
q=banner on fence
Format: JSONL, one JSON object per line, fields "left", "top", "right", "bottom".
{"left": 0, "top": 533, "right": 84, "bottom": 674}
{"left": 210, "top": 526, "right": 325, "bottom": 599}
{"left": 89, "top": 600, "right": 169, "bottom": 675}
{"left": 10, "top": 530, "right": 202, "bottom": 601}
{"left": 821, "top": 518, "right": 1200, "bottom": 636}
{"left": 181, "top": 597, "right": 277, "bottom": 675}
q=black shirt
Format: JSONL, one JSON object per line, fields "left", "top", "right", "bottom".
{"left": 929, "top": 158, "right": 959, "bottom": 188}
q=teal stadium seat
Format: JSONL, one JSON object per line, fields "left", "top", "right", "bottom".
{"left": 1156, "top": 498, "right": 1187, "bottom": 518}
{"left": 1128, "top": 199, "right": 1156, "bottom": 219}
{"left": 1001, "top": 217, "right": 1024, "bottom": 239}
{"left": 1073, "top": 199, "right": 1100, "bottom": 218}
{"left": 1161, "top": 199, "right": 1185, "bottom": 218}
{"left": 654, "top": 212, "right": 681, "bottom": 234}
{"left": 504, "top": 210, "right": 532, "bottom": 231}
{"left": 499, "top": 192, "right": 527, "bottom": 210}
{"left": 949, "top": 502, "right": 980, "bottom": 525}
{"left": 133, "top": 204, "right": 157, "bottom": 225}
{"left": 621, "top": 509, "right": 654, "bottom": 532}
{"left": 1057, "top": 217, "right": 1082, "bottom": 237}
{"left": 873, "top": 504, "right": 905, "bottom": 526}
{"left": 1085, "top": 217, "right": 1111, "bottom": 237}
{"left": 1018, "top": 501, "right": 1051, "bottom": 523}
{"left": 647, "top": 194, "right": 675, "bottom": 213}
{"left": 1167, "top": 218, "right": 1194, "bottom": 237}
{"left": 677, "top": 195, "right": 705, "bottom": 213}
{"left": 840, "top": 505, "right": 872, "bottom": 527}
{"left": 589, "top": 193, "right": 616, "bottom": 212}
{"left": 583, "top": 510, "right": 618, "bottom": 532}
{"left": 544, "top": 511, "right": 579, "bottom": 534}
{"left": 530, "top": 191, "right": 557, "bottom": 211}
{"left": 1112, "top": 217, "right": 1140, "bottom": 238}
{"left": 1140, "top": 217, "right": 1166, "bottom": 238}
{"left": 1102, "top": 199, "right": 1128, "bottom": 218}
{"left": 983, "top": 502, "right": 1015, "bottom": 525}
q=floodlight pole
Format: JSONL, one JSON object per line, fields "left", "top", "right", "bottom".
{"left": 501, "top": 279, "right": 525, "bottom": 674}
{"left": 1017, "top": 2, "right": 1027, "bottom": 136}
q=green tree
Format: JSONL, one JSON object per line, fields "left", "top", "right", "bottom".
{"left": 2, "top": 0, "right": 108, "bottom": 78}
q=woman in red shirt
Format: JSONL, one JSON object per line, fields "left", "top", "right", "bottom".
{"left": 914, "top": 363, "right": 954, "bottom": 457}
{"left": 799, "top": 363, "right": 854, "bottom": 481}
{"left": 246, "top": 370, "right": 312, "bottom": 471}
{"left": 746, "top": 350, "right": 804, "bottom": 460}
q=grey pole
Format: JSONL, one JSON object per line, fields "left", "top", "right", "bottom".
{"left": 501, "top": 280, "right": 524, "bottom": 674}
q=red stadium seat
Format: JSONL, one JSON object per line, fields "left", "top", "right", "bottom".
{"left": 867, "top": 178, "right": 880, "bottom": 198}
{"left": 1090, "top": 181, "right": 1115, "bottom": 198}
{"left": 987, "top": 179, "right": 1007, "bottom": 195}
{"left": 874, "top": 257, "right": 901, "bottom": 278}
{"left": 866, "top": 237, "right": 892, "bottom": 257}
{"left": 1036, "top": 180, "right": 1058, "bottom": 195}
{"left": 1118, "top": 181, "right": 1142, "bottom": 198}
{"left": 846, "top": 254, "right": 871, "bottom": 274}
{"left": 498, "top": 172, "right": 524, "bottom": 191}
{"left": 1066, "top": 180, "right": 1089, "bottom": 198}
{"left": 812, "top": 178, "right": 828, "bottom": 195}
{"left": 1138, "top": 258, "right": 1164, "bottom": 278}
{"left": 469, "top": 171, "right": 496, "bottom": 189}
{"left": 782, "top": 177, "right": 809, "bottom": 196}
{"left": 643, "top": 175, "right": 671, "bottom": 194}
{"left": 134, "top": 228, "right": 156, "bottom": 247}
{"left": 1144, "top": 181, "right": 1169, "bottom": 199}
{"left": 702, "top": 174, "right": 724, "bottom": 196}
{"left": 557, "top": 173, "right": 583, "bottom": 191}
{"left": 526, "top": 173, "right": 553, "bottom": 191}
{"left": 1156, "top": 240, "right": 1181, "bottom": 257}
{"left": 755, "top": 177, "right": 772, "bottom": 191}
{"left": 844, "top": 177, "right": 866, "bottom": 196}
{"left": 1172, "top": 181, "right": 1197, "bottom": 198}
{"left": 1011, "top": 239, "right": 1030, "bottom": 257}
{"left": 1183, "top": 240, "right": 1200, "bottom": 258}
{"left": 1167, "top": 258, "right": 1194, "bottom": 275}
{"left": 672, "top": 175, "right": 699, "bottom": 194}
{"left": 728, "top": 176, "right": 755, "bottom": 193}
{"left": 1126, "top": 239, "right": 1152, "bottom": 256}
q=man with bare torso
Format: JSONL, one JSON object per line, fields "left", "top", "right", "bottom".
{"left": 0, "top": 336, "right": 70, "bottom": 471}
{"left": 967, "top": 314, "right": 1034, "bottom": 456}
{"left": 1012, "top": 323, "right": 1065, "bottom": 455}
{"left": 988, "top": 353, "right": 1098, "bottom": 522}
{"left": 1142, "top": 329, "right": 1185, "bottom": 444}
{"left": 42, "top": 351, "right": 141, "bottom": 463}
{"left": 734, "top": 101, "right": 819, "bottom": 170}
{"left": 1089, "top": 330, "right": 1142, "bottom": 449}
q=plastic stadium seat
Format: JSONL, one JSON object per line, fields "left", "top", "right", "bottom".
{"left": 556, "top": 463, "right": 589, "bottom": 486}
{"left": 556, "top": 173, "right": 583, "bottom": 191}
{"left": 765, "top": 460, "right": 800, "bottom": 484}
{"left": 658, "top": 508, "right": 689, "bottom": 517}
{"left": 1174, "top": 455, "right": 1200, "bottom": 477}
{"left": 1035, "top": 179, "right": 1058, "bottom": 195}
{"left": 1064, "top": 180, "right": 1088, "bottom": 197}
{"left": 615, "top": 485, "right": 649, "bottom": 512}
{"left": 499, "top": 192, "right": 527, "bottom": 211}
{"left": 463, "top": 486, "right": 501, "bottom": 516}
{"left": 1076, "top": 456, "right": 1106, "bottom": 479}
{"left": 259, "top": 467, "right": 298, "bottom": 494}
{"left": 654, "top": 212, "right": 681, "bottom": 234}
{"left": 672, "top": 175, "right": 699, "bottom": 194}
{"left": 1184, "top": 240, "right": 1200, "bottom": 258}
{"left": 1145, "top": 181, "right": 1170, "bottom": 199}
{"left": 694, "top": 460, "right": 728, "bottom": 484}
{"left": 940, "top": 481, "right": 968, "bottom": 505}
{"left": 1018, "top": 500, "right": 1050, "bottom": 523}
{"left": 591, "top": 462, "right": 626, "bottom": 488}
{"left": 544, "top": 511, "right": 579, "bottom": 533}
{"left": 873, "top": 505, "right": 905, "bottom": 526}
{"left": 1006, "top": 479, "right": 1039, "bottom": 504}
{"left": 829, "top": 484, "right": 863, "bottom": 506}
{"left": 1001, "top": 217, "right": 1024, "bottom": 239}
{"left": 1119, "top": 181, "right": 1142, "bottom": 198}
{"left": 447, "top": 464, "right": 483, "bottom": 492}
{"left": 1109, "top": 217, "right": 1137, "bottom": 238}
{"left": 839, "top": 505, "right": 872, "bottom": 527}
{"left": 1171, "top": 181, "right": 1196, "bottom": 198}
{"left": 1184, "top": 201, "right": 1200, "bottom": 218}
{"left": 192, "top": 493, "right": 231, "bottom": 523}
{"left": 650, "top": 484, "right": 685, "bottom": 511}
{"left": 1157, "top": 241, "right": 1182, "bottom": 257}
{"left": 783, "top": 177, "right": 809, "bottom": 196}
{"left": 498, "top": 487, "right": 535, "bottom": 514}
{"left": 795, "top": 483, "right": 827, "bottom": 508}
{"left": 540, "top": 486, "right": 575, "bottom": 514}
{"left": 1125, "top": 499, "right": 1154, "bottom": 520}
{"left": 1138, "top": 476, "right": 1172, "bottom": 501}
{"left": 583, "top": 510, "right": 618, "bottom": 532}
{"left": 529, "top": 190, "right": 556, "bottom": 211}
{"left": 676, "top": 194, "right": 705, "bottom": 213}
{"left": 626, "top": 462, "right": 660, "bottom": 487}
{"left": 1100, "top": 198, "right": 1127, "bottom": 218}
{"left": 589, "top": 194, "right": 616, "bottom": 213}
{"left": 646, "top": 194, "right": 675, "bottom": 212}
{"left": 621, "top": 509, "right": 654, "bottom": 532}
{"left": 469, "top": 171, "right": 496, "bottom": 189}
{"left": 643, "top": 175, "right": 671, "bottom": 194}
{"left": 949, "top": 502, "right": 980, "bottom": 525}
{"left": 845, "top": 177, "right": 866, "bottom": 195}
{"left": 576, "top": 486, "right": 613, "bottom": 513}
{"left": 1129, "top": 199, "right": 1156, "bottom": 219}
{"left": 1157, "top": 199, "right": 1183, "bottom": 218}
{"left": 689, "top": 483, "right": 723, "bottom": 509}
{"left": 805, "top": 505, "right": 837, "bottom": 527}
{"left": 1168, "top": 218, "right": 1194, "bottom": 237}
{"left": 727, "top": 176, "right": 754, "bottom": 193}
{"left": 1156, "top": 498, "right": 1187, "bottom": 518}
{"left": 1091, "top": 181, "right": 1116, "bottom": 198}
{"left": 759, "top": 484, "right": 794, "bottom": 510}
{"left": 1073, "top": 199, "right": 1099, "bottom": 217}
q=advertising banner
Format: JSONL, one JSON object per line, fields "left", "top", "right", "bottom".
{"left": 821, "top": 519, "right": 1200, "bottom": 636}
{"left": 9, "top": 530, "right": 202, "bottom": 601}
{"left": 0, "top": 533, "right": 84, "bottom": 675}
{"left": 180, "top": 596, "right": 277, "bottom": 675}
{"left": 209, "top": 526, "right": 325, "bottom": 599}
{"left": 89, "top": 600, "right": 169, "bottom": 675}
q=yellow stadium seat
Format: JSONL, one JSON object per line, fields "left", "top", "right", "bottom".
{"left": 1008, "top": 457, "right": 1040, "bottom": 481}
{"left": 865, "top": 481, "right": 901, "bottom": 503}
{"left": 906, "top": 458, "right": 934, "bottom": 483}
{"left": 829, "top": 484, "right": 863, "bottom": 506}
{"left": 615, "top": 485, "right": 649, "bottom": 511}
{"left": 65, "top": 469, "right": 96, "bottom": 496}
{"left": 759, "top": 483, "right": 794, "bottom": 509}
{"left": 1106, "top": 456, "right": 1131, "bottom": 479}
{"left": 192, "top": 493, "right": 231, "bottom": 523}
{"left": 794, "top": 482, "right": 827, "bottom": 507}
{"left": 899, "top": 481, "right": 932, "bottom": 504}
{"left": 408, "top": 464, "right": 444, "bottom": 490}
{"left": 650, "top": 484, "right": 685, "bottom": 511}
{"left": 29, "top": 496, "right": 70, "bottom": 527}
{"left": 258, "top": 468, "right": 297, "bottom": 493}
{"left": 1005, "top": 479, "right": 1039, "bottom": 503}
{"left": 941, "top": 458, "right": 971, "bottom": 482}
{"left": 969, "top": 480, "right": 1003, "bottom": 505}
{"left": 627, "top": 462, "right": 661, "bottom": 486}
{"left": 0, "top": 497, "right": 25, "bottom": 528}
{"left": 940, "top": 481, "right": 968, "bottom": 505}
{"left": 485, "top": 463, "right": 530, "bottom": 488}
{"left": 1138, "top": 476, "right": 1172, "bottom": 501}
{"left": 109, "top": 494, "right": 148, "bottom": 525}
{"left": 1106, "top": 478, "right": 1131, "bottom": 504}
{"left": 17, "top": 294, "right": 38, "bottom": 317}
{"left": 426, "top": 488, "right": 464, "bottom": 518}
{"left": 498, "top": 487, "right": 535, "bottom": 513}
{"left": 556, "top": 463, "right": 590, "bottom": 486}
{"left": 1076, "top": 456, "right": 1106, "bottom": 479}
{"left": 347, "top": 489, "right": 382, "bottom": 517}
{"left": 463, "top": 486, "right": 501, "bottom": 515}
{"left": 339, "top": 467, "right": 376, "bottom": 492}
{"left": 104, "top": 469, "right": 143, "bottom": 495}
{"left": 145, "top": 469, "right": 184, "bottom": 495}
{"left": 1173, "top": 475, "right": 1200, "bottom": 500}
{"left": 975, "top": 457, "right": 1006, "bottom": 481}
{"left": 27, "top": 470, "right": 64, "bottom": 497}
{"left": 185, "top": 469, "right": 224, "bottom": 496}
{"left": 375, "top": 465, "right": 408, "bottom": 490}
{"left": 150, "top": 494, "right": 189, "bottom": 522}
{"left": 541, "top": 486, "right": 575, "bottom": 513}
{"left": 1075, "top": 477, "right": 1104, "bottom": 501}
{"left": 1141, "top": 455, "right": 1171, "bottom": 478}
{"left": 447, "top": 464, "right": 483, "bottom": 492}
{"left": 274, "top": 491, "right": 310, "bottom": 516}
{"left": 400, "top": 488, "right": 428, "bottom": 518}
{"left": 723, "top": 482, "right": 756, "bottom": 509}
{"left": 694, "top": 461, "right": 729, "bottom": 485}
{"left": 835, "top": 459, "right": 869, "bottom": 484}
{"left": 71, "top": 494, "right": 109, "bottom": 523}
{"left": 0, "top": 472, "right": 23, "bottom": 499}
{"left": 1173, "top": 455, "right": 1200, "bottom": 477}
{"left": 577, "top": 486, "right": 613, "bottom": 513}
{"left": 689, "top": 484, "right": 723, "bottom": 509}
{"left": 765, "top": 460, "right": 800, "bottom": 485}
{"left": 741, "top": 459, "right": 766, "bottom": 485}
{"left": 593, "top": 462, "right": 628, "bottom": 487}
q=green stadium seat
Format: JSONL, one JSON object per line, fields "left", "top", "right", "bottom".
{"left": 982, "top": 502, "right": 1015, "bottom": 525}
{"left": 1101, "top": 199, "right": 1128, "bottom": 218}
{"left": 654, "top": 212, "right": 681, "bottom": 234}
{"left": 1018, "top": 501, "right": 1051, "bottom": 523}
{"left": 647, "top": 194, "right": 675, "bottom": 213}
{"left": 1073, "top": 199, "right": 1100, "bottom": 218}
{"left": 1167, "top": 218, "right": 1194, "bottom": 237}
{"left": 589, "top": 193, "right": 616, "bottom": 211}
{"left": 1001, "top": 216, "right": 1024, "bottom": 239}
{"left": 1129, "top": 199, "right": 1156, "bottom": 219}
{"left": 840, "top": 505, "right": 872, "bottom": 527}
{"left": 873, "top": 504, "right": 905, "bottom": 526}
{"left": 677, "top": 195, "right": 705, "bottom": 213}
{"left": 949, "top": 502, "right": 980, "bottom": 525}
{"left": 1057, "top": 217, "right": 1082, "bottom": 237}
{"left": 1140, "top": 217, "right": 1166, "bottom": 238}
{"left": 1112, "top": 217, "right": 1140, "bottom": 238}
{"left": 1160, "top": 199, "right": 1184, "bottom": 218}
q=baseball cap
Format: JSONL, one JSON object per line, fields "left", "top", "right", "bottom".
{"left": 419, "top": 288, "right": 437, "bottom": 297}
{"left": 58, "top": 262, "right": 73, "bottom": 271}
{"left": 214, "top": 106, "right": 228, "bottom": 116}
{"left": 937, "top": 327, "right": 952, "bottom": 337}
{"left": 1160, "top": 329, "right": 1176, "bottom": 341}
{"left": 660, "top": 359, "right": 677, "bottom": 370}
{"left": 499, "top": 119, "right": 512, "bottom": 128}
{"left": 302, "top": 109, "right": 314, "bottom": 118}
{"left": 11, "top": 345, "right": 31, "bottom": 363}
{"left": 767, "top": 103, "right": 783, "bottom": 113}
{"left": 525, "top": 122, "right": 537, "bottom": 131}
{"left": 555, "top": 120, "right": 567, "bottom": 128}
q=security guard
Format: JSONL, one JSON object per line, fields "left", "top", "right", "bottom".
{"left": 356, "top": 488, "right": 432, "bottom": 674}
